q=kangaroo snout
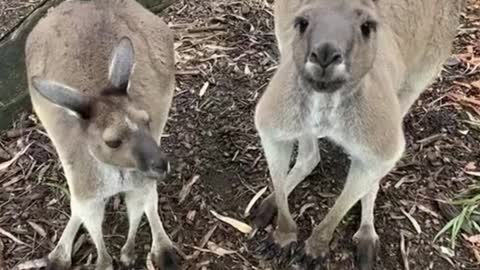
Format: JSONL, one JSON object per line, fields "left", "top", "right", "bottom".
{"left": 309, "top": 42, "right": 343, "bottom": 69}
{"left": 304, "top": 41, "right": 348, "bottom": 90}
{"left": 132, "top": 131, "right": 170, "bottom": 178}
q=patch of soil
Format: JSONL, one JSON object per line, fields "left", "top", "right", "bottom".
{"left": 1, "top": 0, "right": 480, "bottom": 270}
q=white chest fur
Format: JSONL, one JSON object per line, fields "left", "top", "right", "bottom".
{"left": 94, "top": 163, "right": 148, "bottom": 198}
{"left": 304, "top": 91, "right": 342, "bottom": 138}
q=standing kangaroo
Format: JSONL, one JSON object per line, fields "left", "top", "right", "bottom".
{"left": 253, "top": 0, "right": 466, "bottom": 269}
{"left": 25, "top": 1, "right": 177, "bottom": 269}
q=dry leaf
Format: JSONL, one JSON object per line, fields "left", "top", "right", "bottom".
{"left": 207, "top": 242, "right": 236, "bottom": 256}
{"left": 0, "top": 143, "right": 33, "bottom": 171}
{"left": 244, "top": 64, "right": 252, "bottom": 76}
{"left": 318, "top": 192, "right": 337, "bottom": 198}
{"left": 400, "top": 232, "right": 410, "bottom": 270}
{"left": 417, "top": 205, "right": 441, "bottom": 218}
{"left": 298, "top": 203, "right": 315, "bottom": 219}
{"left": 453, "top": 81, "right": 472, "bottom": 89}
{"left": 0, "top": 238, "right": 4, "bottom": 269}
{"left": 0, "top": 227, "right": 28, "bottom": 246}
{"left": 85, "top": 254, "right": 93, "bottom": 265}
{"left": 27, "top": 221, "right": 47, "bottom": 238}
{"left": 178, "top": 175, "right": 200, "bottom": 204}
{"left": 401, "top": 209, "right": 422, "bottom": 234}
{"left": 244, "top": 186, "right": 268, "bottom": 217}
{"left": 439, "top": 246, "right": 455, "bottom": 257}
{"left": 467, "top": 46, "right": 474, "bottom": 54}
{"left": 73, "top": 234, "right": 87, "bottom": 255}
{"left": 467, "top": 234, "right": 480, "bottom": 245}
{"left": 465, "top": 171, "right": 480, "bottom": 177}
{"left": 449, "top": 93, "right": 480, "bottom": 106}
{"left": 199, "top": 82, "right": 209, "bottom": 97}
{"left": 472, "top": 247, "right": 480, "bottom": 264}
{"left": 434, "top": 246, "right": 455, "bottom": 267}
{"left": 471, "top": 80, "right": 480, "bottom": 90}
{"left": 199, "top": 224, "right": 218, "bottom": 249}
{"left": 204, "top": 44, "right": 235, "bottom": 51}
{"left": 466, "top": 232, "right": 480, "bottom": 264}
{"left": 465, "top": 162, "right": 477, "bottom": 171}
{"left": 210, "top": 210, "right": 252, "bottom": 234}
{"left": 187, "top": 210, "right": 197, "bottom": 222}
{"left": 2, "top": 175, "right": 23, "bottom": 188}
{"left": 12, "top": 258, "right": 48, "bottom": 270}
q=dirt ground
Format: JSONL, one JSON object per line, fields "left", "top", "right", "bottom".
{"left": 1, "top": 0, "right": 480, "bottom": 270}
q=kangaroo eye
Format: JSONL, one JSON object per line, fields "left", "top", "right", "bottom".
{"left": 105, "top": 139, "right": 122, "bottom": 149}
{"left": 361, "top": 20, "right": 377, "bottom": 38}
{"left": 294, "top": 17, "right": 309, "bottom": 34}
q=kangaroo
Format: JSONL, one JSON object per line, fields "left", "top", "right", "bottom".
{"left": 25, "top": 1, "right": 177, "bottom": 269}
{"left": 253, "top": 0, "right": 466, "bottom": 269}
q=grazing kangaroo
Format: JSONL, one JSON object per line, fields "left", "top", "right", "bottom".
{"left": 25, "top": 0, "right": 177, "bottom": 269}
{"left": 253, "top": 0, "right": 466, "bottom": 269}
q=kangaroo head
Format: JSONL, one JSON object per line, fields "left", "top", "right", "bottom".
{"left": 32, "top": 37, "right": 170, "bottom": 179}
{"left": 291, "top": 0, "right": 380, "bottom": 92}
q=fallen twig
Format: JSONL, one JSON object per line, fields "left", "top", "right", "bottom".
{"left": 400, "top": 232, "right": 410, "bottom": 270}
{"left": 0, "top": 142, "right": 33, "bottom": 171}
{"left": 178, "top": 175, "right": 200, "bottom": 204}
{"left": 401, "top": 209, "right": 422, "bottom": 234}
{"left": 0, "top": 238, "right": 5, "bottom": 270}
{"left": 199, "top": 224, "right": 218, "bottom": 249}
{"left": 0, "top": 227, "right": 28, "bottom": 247}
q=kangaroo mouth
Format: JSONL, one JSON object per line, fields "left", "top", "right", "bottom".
{"left": 144, "top": 169, "right": 168, "bottom": 180}
{"left": 299, "top": 73, "right": 347, "bottom": 92}
{"left": 299, "top": 60, "right": 349, "bottom": 92}
{"left": 144, "top": 158, "right": 171, "bottom": 180}
{"left": 123, "top": 168, "right": 167, "bottom": 181}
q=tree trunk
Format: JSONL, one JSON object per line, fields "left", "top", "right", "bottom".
{"left": 0, "top": 0, "right": 64, "bottom": 130}
{"left": 0, "top": 0, "right": 175, "bottom": 130}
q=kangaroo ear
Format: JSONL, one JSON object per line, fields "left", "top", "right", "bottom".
{"left": 32, "top": 77, "right": 92, "bottom": 119}
{"left": 108, "top": 37, "right": 135, "bottom": 92}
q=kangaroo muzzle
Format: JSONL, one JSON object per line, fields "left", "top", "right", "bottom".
{"left": 131, "top": 130, "right": 170, "bottom": 178}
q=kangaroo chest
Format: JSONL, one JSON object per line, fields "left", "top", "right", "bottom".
{"left": 94, "top": 163, "right": 152, "bottom": 198}
{"left": 302, "top": 92, "right": 342, "bottom": 138}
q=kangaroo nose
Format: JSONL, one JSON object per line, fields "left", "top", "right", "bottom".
{"left": 309, "top": 42, "right": 343, "bottom": 68}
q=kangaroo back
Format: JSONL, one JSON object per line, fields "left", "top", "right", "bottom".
{"left": 379, "top": 0, "right": 465, "bottom": 110}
